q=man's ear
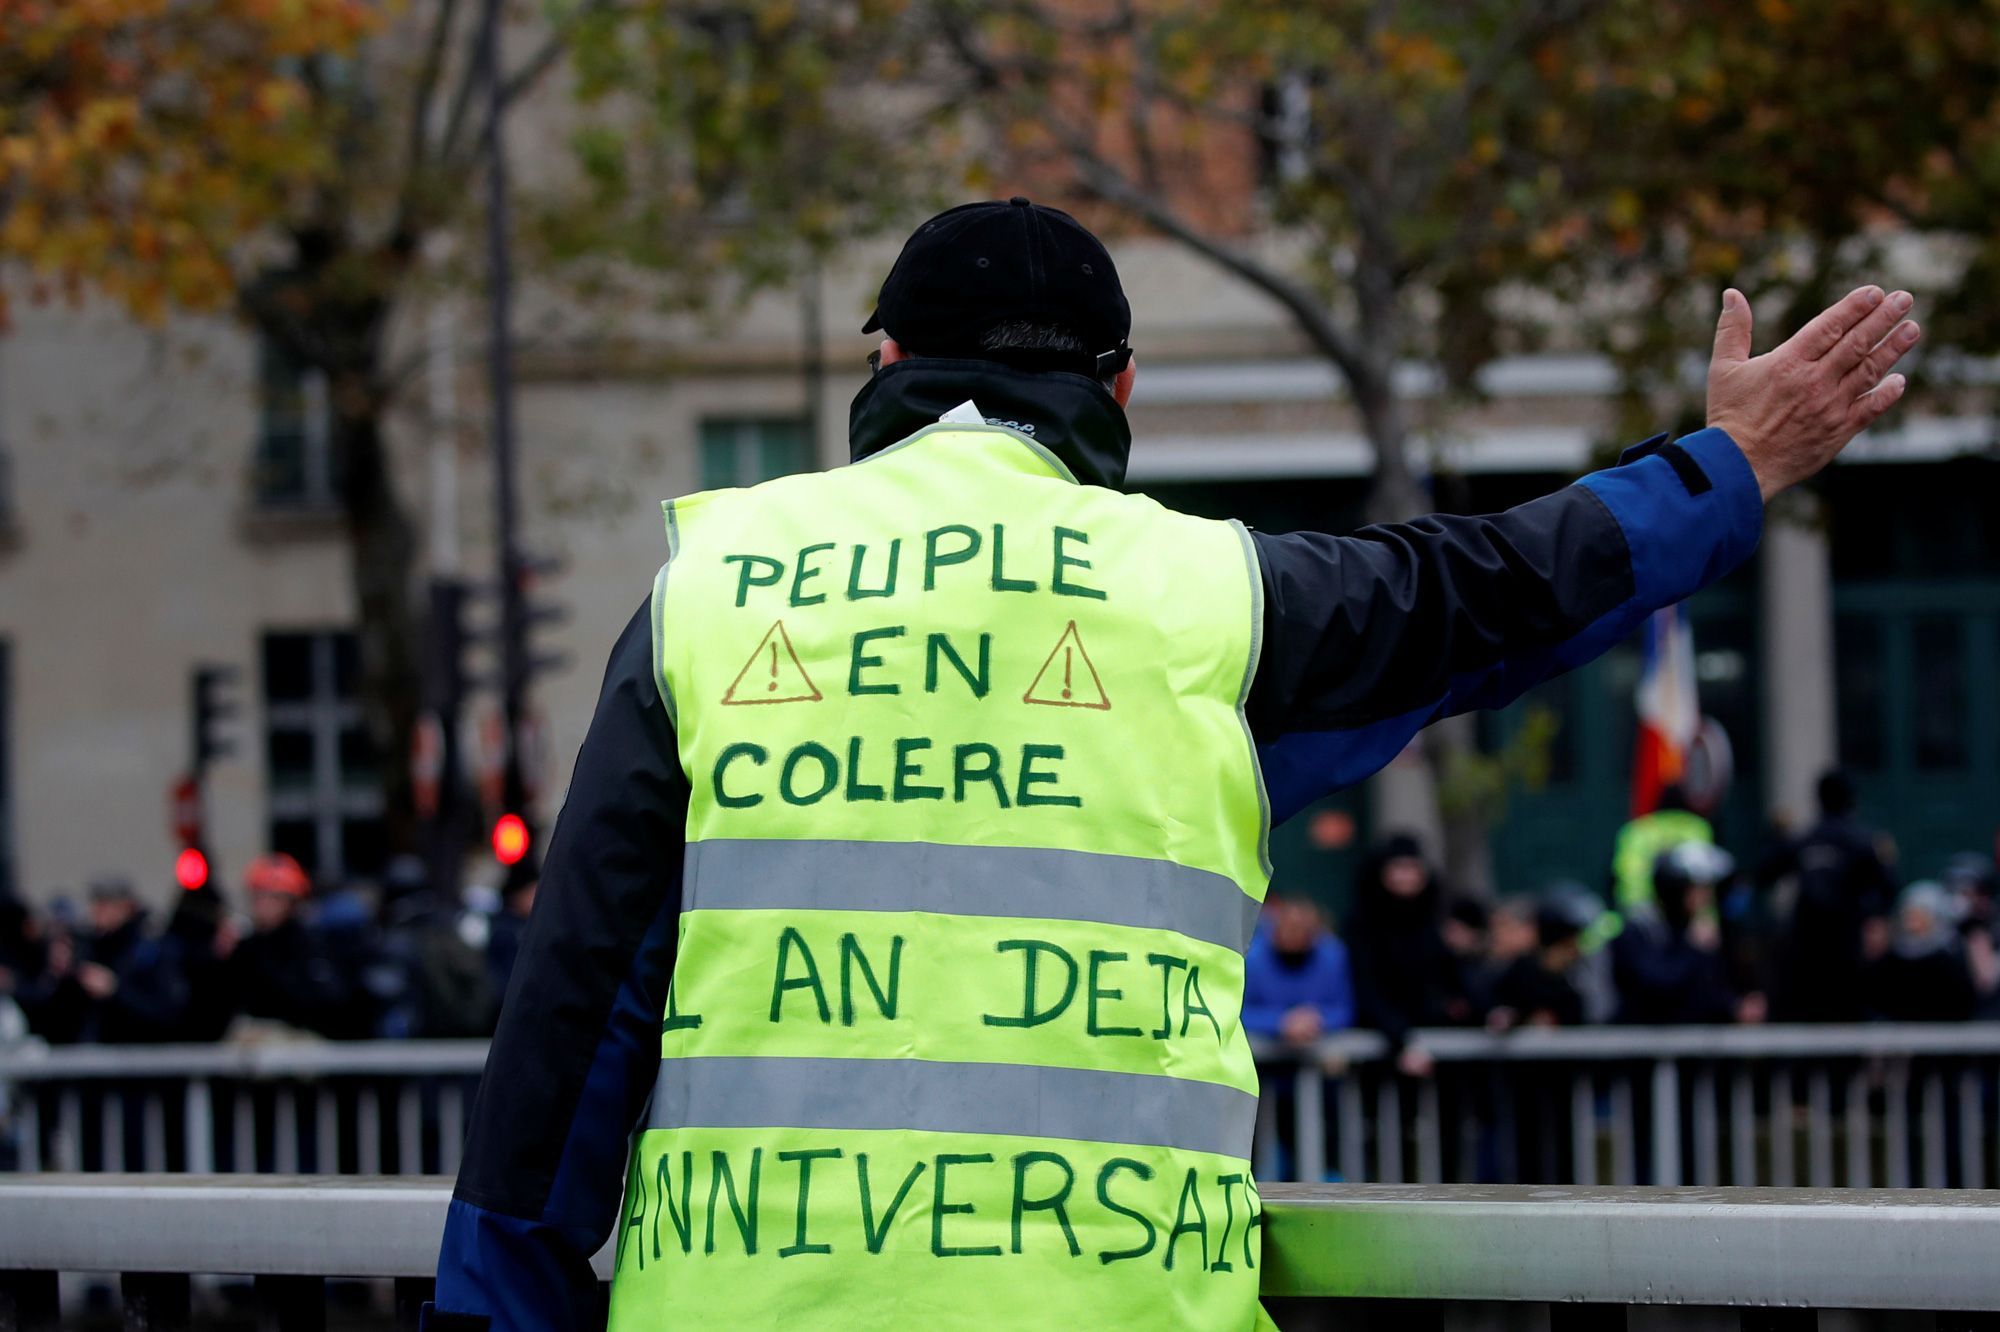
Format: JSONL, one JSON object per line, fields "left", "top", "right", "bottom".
{"left": 1112, "top": 353, "right": 1138, "bottom": 407}
{"left": 878, "top": 337, "right": 908, "bottom": 366}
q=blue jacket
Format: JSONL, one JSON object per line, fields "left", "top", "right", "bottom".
{"left": 1240, "top": 931, "right": 1354, "bottom": 1039}
{"left": 429, "top": 360, "right": 1763, "bottom": 1329}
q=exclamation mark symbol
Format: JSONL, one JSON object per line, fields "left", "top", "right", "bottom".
{"left": 767, "top": 640, "right": 779, "bottom": 691}
{"left": 1061, "top": 647, "right": 1073, "bottom": 700}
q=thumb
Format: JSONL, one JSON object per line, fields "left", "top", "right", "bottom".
{"left": 1711, "top": 287, "right": 1753, "bottom": 366}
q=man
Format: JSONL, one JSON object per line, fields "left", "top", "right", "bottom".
{"left": 430, "top": 199, "right": 1917, "bottom": 1329}
{"left": 1242, "top": 894, "right": 1353, "bottom": 1047}
{"left": 1614, "top": 842, "right": 1764, "bottom": 1025}
{"left": 229, "top": 853, "right": 357, "bottom": 1038}
{"left": 1610, "top": 783, "right": 1715, "bottom": 916}
{"left": 1488, "top": 906, "right": 1586, "bottom": 1031}
{"left": 68, "top": 877, "right": 187, "bottom": 1044}
{"left": 1760, "top": 769, "right": 1899, "bottom": 1021}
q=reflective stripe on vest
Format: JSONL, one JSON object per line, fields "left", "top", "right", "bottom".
{"left": 611, "top": 424, "right": 1274, "bottom": 1332}
{"left": 684, "top": 838, "right": 1265, "bottom": 953}
{"left": 648, "top": 1055, "right": 1260, "bottom": 1159}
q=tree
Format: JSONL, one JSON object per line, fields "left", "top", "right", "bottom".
{"left": 0, "top": 0, "right": 925, "bottom": 858}
{"left": 930, "top": 0, "right": 1650, "bottom": 892}
{"left": 1534, "top": 0, "right": 2000, "bottom": 437}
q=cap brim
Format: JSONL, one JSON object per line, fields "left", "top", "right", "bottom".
{"left": 861, "top": 309, "right": 883, "bottom": 334}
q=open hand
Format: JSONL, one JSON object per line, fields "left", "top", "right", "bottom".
{"left": 1707, "top": 285, "right": 1920, "bottom": 500}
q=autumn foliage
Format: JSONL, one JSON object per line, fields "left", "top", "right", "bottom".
{"left": 0, "top": 0, "right": 377, "bottom": 322}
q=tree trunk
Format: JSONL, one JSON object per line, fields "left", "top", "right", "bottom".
{"left": 1351, "top": 324, "right": 1497, "bottom": 898}
{"left": 338, "top": 393, "right": 424, "bottom": 861}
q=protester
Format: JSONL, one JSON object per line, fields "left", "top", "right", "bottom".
{"left": 376, "top": 854, "right": 496, "bottom": 1039}
{"left": 164, "top": 884, "right": 239, "bottom": 1042}
{"left": 1610, "top": 784, "right": 1714, "bottom": 916}
{"left": 1760, "top": 770, "right": 1897, "bottom": 1022}
{"left": 1488, "top": 906, "right": 1586, "bottom": 1029}
{"left": 1613, "top": 843, "right": 1764, "bottom": 1025}
{"left": 1865, "top": 881, "right": 1977, "bottom": 1022}
{"left": 1346, "top": 833, "right": 1474, "bottom": 1075}
{"left": 229, "top": 853, "right": 358, "bottom": 1038}
{"left": 1243, "top": 893, "right": 1354, "bottom": 1046}
{"left": 485, "top": 859, "right": 540, "bottom": 1011}
{"left": 66, "top": 877, "right": 188, "bottom": 1044}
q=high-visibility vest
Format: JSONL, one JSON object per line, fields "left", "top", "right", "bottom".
{"left": 608, "top": 423, "right": 1275, "bottom": 1330}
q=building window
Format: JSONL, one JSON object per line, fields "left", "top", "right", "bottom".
{"left": 262, "top": 631, "right": 384, "bottom": 883}
{"left": 1834, "top": 615, "right": 1886, "bottom": 773}
{"left": 699, "top": 417, "right": 811, "bottom": 490}
{"left": 1911, "top": 616, "right": 1968, "bottom": 772}
{"left": 253, "top": 337, "right": 339, "bottom": 509}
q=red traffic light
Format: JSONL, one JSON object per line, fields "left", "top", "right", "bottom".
{"left": 492, "top": 813, "right": 531, "bottom": 866}
{"left": 175, "top": 846, "right": 210, "bottom": 891}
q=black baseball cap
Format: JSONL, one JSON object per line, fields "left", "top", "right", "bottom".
{"left": 863, "top": 197, "right": 1132, "bottom": 378}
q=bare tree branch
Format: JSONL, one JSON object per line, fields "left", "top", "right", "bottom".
{"left": 442, "top": 0, "right": 625, "bottom": 171}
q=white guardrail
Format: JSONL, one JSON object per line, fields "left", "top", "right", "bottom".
{"left": 1, "top": 1024, "right": 1997, "bottom": 1191}
{"left": 5, "top": 1176, "right": 2000, "bottom": 1331}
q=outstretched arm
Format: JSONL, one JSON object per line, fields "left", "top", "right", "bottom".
{"left": 1248, "top": 287, "right": 1919, "bottom": 821}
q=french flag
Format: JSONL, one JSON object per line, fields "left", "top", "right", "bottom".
{"left": 1632, "top": 604, "right": 1699, "bottom": 815}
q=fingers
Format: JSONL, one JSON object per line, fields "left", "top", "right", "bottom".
{"left": 1711, "top": 287, "right": 1753, "bottom": 365}
{"left": 1842, "top": 317, "right": 1921, "bottom": 393}
{"left": 1787, "top": 285, "right": 1885, "bottom": 362}
{"left": 1845, "top": 372, "right": 1908, "bottom": 436}
{"left": 1827, "top": 289, "right": 1914, "bottom": 376}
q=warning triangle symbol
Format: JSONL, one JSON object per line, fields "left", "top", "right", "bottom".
{"left": 1022, "top": 620, "right": 1110, "bottom": 710}
{"left": 721, "top": 620, "right": 823, "bottom": 705}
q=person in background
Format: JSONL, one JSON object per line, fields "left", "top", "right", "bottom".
{"left": 377, "top": 854, "right": 496, "bottom": 1040}
{"left": 1441, "top": 898, "right": 1494, "bottom": 1012}
{"left": 1941, "top": 854, "right": 2000, "bottom": 1018}
{"left": 1242, "top": 892, "right": 1354, "bottom": 1046}
{"left": 1488, "top": 906, "right": 1586, "bottom": 1030}
{"left": 1478, "top": 897, "right": 1539, "bottom": 1002}
{"left": 1865, "top": 881, "right": 1977, "bottom": 1022}
{"left": 1614, "top": 843, "right": 1765, "bottom": 1025}
{"left": 1346, "top": 833, "right": 1474, "bottom": 1076}
{"left": 230, "top": 854, "right": 356, "bottom": 1038}
{"left": 0, "top": 894, "right": 59, "bottom": 1038}
{"left": 71, "top": 877, "right": 186, "bottom": 1044}
{"left": 1761, "top": 770, "right": 1897, "bottom": 1021}
{"left": 485, "top": 859, "right": 540, "bottom": 1014}
{"left": 1610, "top": 783, "right": 1714, "bottom": 918}
{"left": 164, "top": 884, "right": 240, "bottom": 1042}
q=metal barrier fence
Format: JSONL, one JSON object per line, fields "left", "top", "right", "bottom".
{"left": 0, "top": 1042, "right": 485, "bottom": 1177}
{"left": 1250, "top": 1023, "right": 2000, "bottom": 1189}
{"left": 4, "top": 1025, "right": 1999, "bottom": 1191}
{"left": 4, "top": 1175, "right": 2000, "bottom": 1330}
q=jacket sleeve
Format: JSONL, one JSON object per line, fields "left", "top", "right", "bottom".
{"left": 1248, "top": 428, "right": 1764, "bottom": 822}
{"left": 429, "top": 595, "right": 688, "bottom": 1332}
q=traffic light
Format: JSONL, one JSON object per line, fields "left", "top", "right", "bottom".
{"left": 192, "top": 664, "right": 241, "bottom": 775}
{"left": 175, "top": 846, "right": 210, "bottom": 891}
{"left": 492, "top": 812, "right": 531, "bottom": 867}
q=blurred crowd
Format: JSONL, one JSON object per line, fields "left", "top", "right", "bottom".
{"left": 1246, "top": 770, "right": 2000, "bottom": 1070}
{"left": 0, "top": 852, "right": 536, "bottom": 1047}
{"left": 0, "top": 768, "right": 1992, "bottom": 1054}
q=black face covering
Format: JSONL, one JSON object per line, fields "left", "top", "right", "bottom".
{"left": 847, "top": 357, "right": 1134, "bottom": 490}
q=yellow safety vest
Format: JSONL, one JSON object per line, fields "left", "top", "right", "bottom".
{"left": 608, "top": 422, "right": 1275, "bottom": 1330}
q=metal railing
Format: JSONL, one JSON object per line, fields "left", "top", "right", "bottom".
{"left": 4, "top": 1024, "right": 1998, "bottom": 1193}
{"left": 0, "top": 1041, "right": 485, "bottom": 1176}
{"left": 4, "top": 1175, "right": 2000, "bottom": 1330}
{"left": 1251, "top": 1022, "right": 2000, "bottom": 1189}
